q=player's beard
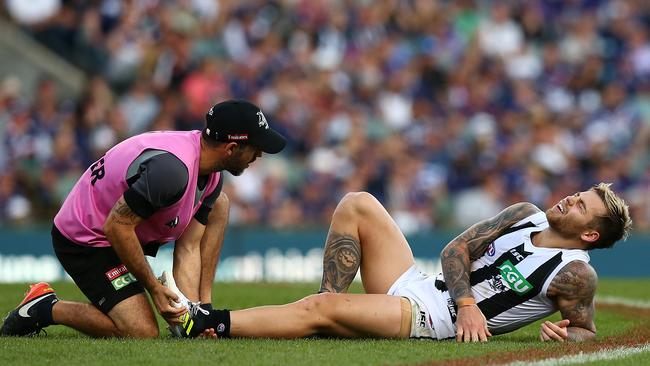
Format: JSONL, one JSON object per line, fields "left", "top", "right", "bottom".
{"left": 545, "top": 207, "right": 582, "bottom": 240}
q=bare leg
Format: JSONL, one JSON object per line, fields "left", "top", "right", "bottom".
{"left": 319, "top": 192, "right": 415, "bottom": 294}
{"left": 108, "top": 293, "right": 159, "bottom": 338}
{"left": 52, "top": 301, "right": 120, "bottom": 337}
{"left": 230, "top": 293, "right": 405, "bottom": 339}
{"left": 199, "top": 193, "right": 229, "bottom": 304}
{"left": 52, "top": 293, "right": 159, "bottom": 338}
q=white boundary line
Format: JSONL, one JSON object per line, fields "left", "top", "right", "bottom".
{"left": 502, "top": 344, "right": 650, "bottom": 366}
{"left": 595, "top": 296, "right": 650, "bottom": 309}
{"left": 498, "top": 296, "right": 650, "bottom": 366}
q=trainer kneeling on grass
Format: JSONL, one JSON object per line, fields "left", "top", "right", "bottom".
{"left": 0, "top": 100, "right": 286, "bottom": 338}
{"left": 176, "top": 184, "right": 630, "bottom": 342}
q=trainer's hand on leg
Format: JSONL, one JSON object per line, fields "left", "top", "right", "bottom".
{"left": 540, "top": 319, "right": 570, "bottom": 342}
{"left": 455, "top": 305, "right": 492, "bottom": 342}
{"left": 151, "top": 285, "right": 187, "bottom": 323}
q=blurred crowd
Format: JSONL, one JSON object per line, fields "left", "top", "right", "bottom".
{"left": 2, "top": 0, "right": 650, "bottom": 234}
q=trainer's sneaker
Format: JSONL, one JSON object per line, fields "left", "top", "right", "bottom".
{"left": 0, "top": 282, "right": 59, "bottom": 337}
{"left": 157, "top": 271, "right": 191, "bottom": 337}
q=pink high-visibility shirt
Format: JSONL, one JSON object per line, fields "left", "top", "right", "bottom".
{"left": 54, "top": 130, "right": 220, "bottom": 248}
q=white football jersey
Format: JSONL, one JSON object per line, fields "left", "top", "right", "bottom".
{"left": 434, "top": 211, "right": 590, "bottom": 335}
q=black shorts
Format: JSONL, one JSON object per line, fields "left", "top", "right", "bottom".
{"left": 51, "top": 225, "right": 145, "bottom": 314}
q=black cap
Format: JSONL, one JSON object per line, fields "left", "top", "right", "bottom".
{"left": 204, "top": 100, "right": 287, "bottom": 154}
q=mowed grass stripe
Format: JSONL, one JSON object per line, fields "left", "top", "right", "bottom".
{"left": 0, "top": 279, "right": 648, "bottom": 366}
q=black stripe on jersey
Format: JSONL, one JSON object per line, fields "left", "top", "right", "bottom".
{"left": 433, "top": 243, "right": 534, "bottom": 292}
{"left": 434, "top": 222, "right": 537, "bottom": 292}
{"left": 478, "top": 251, "right": 563, "bottom": 320}
{"left": 470, "top": 243, "right": 533, "bottom": 286}
{"left": 500, "top": 221, "right": 536, "bottom": 236}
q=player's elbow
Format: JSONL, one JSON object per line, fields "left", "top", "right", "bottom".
{"left": 440, "top": 241, "right": 466, "bottom": 259}
{"left": 215, "top": 192, "right": 230, "bottom": 209}
{"left": 567, "top": 326, "right": 596, "bottom": 342}
{"left": 103, "top": 220, "right": 123, "bottom": 241}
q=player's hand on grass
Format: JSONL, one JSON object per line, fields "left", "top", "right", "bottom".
{"left": 456, "top": 305, "right": 492, "bottom": 342}
{"left": 540, "top": 319, "right": 570, "bottom": 342}
{"left": 151, "top": 284, "right": 187, "bottom": 323}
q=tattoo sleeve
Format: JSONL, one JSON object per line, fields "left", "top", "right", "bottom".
{"left": 547, "top": 260, "right": 598, "bottom": 341}
{"left": 441, "top": 202, "right": 540, "bottom": 300}
{"left": 109, "top": 197, "right": 143, "bottom": 226}
{"left": 319, "top": 231, "right": 361, "bottom": 293}
{"left": 104, "top": 196, "right": 159, "bottom": 291}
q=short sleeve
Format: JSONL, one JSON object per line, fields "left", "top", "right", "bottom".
{"left": 123, "top": 152, "right": 189, "bottom": 219}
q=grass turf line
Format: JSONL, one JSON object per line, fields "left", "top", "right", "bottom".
{"left": 0, "top": 279, "right": 648, "bottom": 366}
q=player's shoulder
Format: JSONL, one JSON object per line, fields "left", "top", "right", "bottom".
{"left": 508, "top": 202, "right": 542, "bottom": 213}
{"left": 548, "top": 260, "right": 598, "bottom": 299}
{"left": 499, "top": 202, "right": 542, "bottom": 221}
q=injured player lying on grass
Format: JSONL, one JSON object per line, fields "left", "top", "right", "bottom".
{"left": 167, "top": 185, "right": 631, "bottom": 342}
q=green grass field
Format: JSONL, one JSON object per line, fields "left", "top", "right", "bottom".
{"left": 1, "top": 279, "right": 649, "bottom": 366}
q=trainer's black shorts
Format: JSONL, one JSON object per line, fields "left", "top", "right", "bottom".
{"left": 51, "top": 225, "right": 145, "bottom": 314}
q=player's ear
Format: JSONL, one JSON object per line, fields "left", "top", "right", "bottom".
{"left": 580, "top": 229, "right": 599, "bottom": 244}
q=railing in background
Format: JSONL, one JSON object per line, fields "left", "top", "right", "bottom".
{"left": 0, "top": 227, "right": 647, "bottom": 283}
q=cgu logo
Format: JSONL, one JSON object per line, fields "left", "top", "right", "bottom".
{"left": 498, "top": 260, "right": 533, "bottom": 295}
{"left": 111, "top": 273, "right": 137, "bottom": 290}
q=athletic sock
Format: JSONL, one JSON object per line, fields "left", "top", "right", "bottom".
{"left": 207, "top": 309, "right": 231, "bottom": 338}
{"left": 37, "top": 296, "right": 59, "bottom": 327}
{"left": 199, "top": 303, "right": 212, "bottom": 311}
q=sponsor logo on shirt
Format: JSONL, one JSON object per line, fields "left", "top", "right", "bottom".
{"left": 488, "top": 275, "right": 507, "bottom": 292}
{"left": 498, "top": 260, "right": 533, "bottom": 295}
{"left": 446, "top": 298, "right": 458, "bottom": 323}
{"left": 509, "top": 248, "right": 526, "bottom": 261}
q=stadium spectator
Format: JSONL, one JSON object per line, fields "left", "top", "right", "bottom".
{"left": 0, "top": 0, "right": 649, "bottom": 234}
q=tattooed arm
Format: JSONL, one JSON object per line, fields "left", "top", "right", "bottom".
{"left": 104, "top": 196, "right": 186, "bottom": 321}
{"left": 543, "top": 261, "right": 597, "bottom": 342}
{"left": 441, "top": 202, "right": 540, "bottom": 342}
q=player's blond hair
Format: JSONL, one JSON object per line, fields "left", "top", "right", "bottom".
{"left": 589, "top": 183, "right": 632, "bottom": 249}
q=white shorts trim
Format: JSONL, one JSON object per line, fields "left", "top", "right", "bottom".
{"left": 387, "top": 265, "right": 456, "bottom": 340}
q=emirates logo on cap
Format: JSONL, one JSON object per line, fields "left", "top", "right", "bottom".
{"left": 228, "top": 134, "right": 248, "bottom": 140}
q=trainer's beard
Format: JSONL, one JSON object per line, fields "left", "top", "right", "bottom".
{"left": 226, "top": 166, "right": 245, "bottom": 176}
{"left": 220, "top": 156, "right": 247, "bottom": 176}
